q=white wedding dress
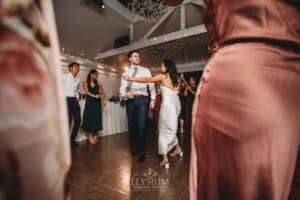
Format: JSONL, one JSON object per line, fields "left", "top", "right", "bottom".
{"left": 158, "top": 85, "right": 181, "bottom": 154}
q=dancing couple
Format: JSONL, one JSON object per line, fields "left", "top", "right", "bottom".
{"left": 121, "top": 50, "right": 183, "bottom": 169}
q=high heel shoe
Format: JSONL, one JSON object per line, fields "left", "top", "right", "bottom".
{"left": 169, "top": 149, "right": 183, "bottom": 157}
{"left": 160, "top": 160, "right": 170, "bottom": 169}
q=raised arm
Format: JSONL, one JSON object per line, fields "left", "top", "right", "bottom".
{"left": 184, "top": 85, "right": 188, "bottom": 97}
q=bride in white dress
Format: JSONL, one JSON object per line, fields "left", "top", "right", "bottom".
{"left": 123, "top": 59, "right": 183, "bottom": 169}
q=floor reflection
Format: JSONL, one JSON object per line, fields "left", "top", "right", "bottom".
{"left": 70, "top": 131, "right": 191, "bottom": 200}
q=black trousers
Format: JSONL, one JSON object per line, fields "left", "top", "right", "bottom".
{"left": 66, "top": 97, "right": 81, "bottom": 144}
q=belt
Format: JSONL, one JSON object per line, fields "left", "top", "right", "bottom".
{"left": 133, "top": 94, "right": 147, "bottom": 99}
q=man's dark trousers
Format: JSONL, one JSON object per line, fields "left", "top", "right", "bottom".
{"left": 126, "top": 97, "right": 149, "bottom": 156}
{"left": 67, "top": 97, "right": 81, "bottom": 145}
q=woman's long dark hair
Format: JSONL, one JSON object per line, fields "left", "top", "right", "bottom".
{"left": 86, "top": 69, "right": 98, "bottom": 86}
{"left": 164, "top": 59, "right": 178, "bottom": 87}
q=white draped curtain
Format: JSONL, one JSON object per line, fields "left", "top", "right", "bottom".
{"left": 98, "top": 73, "right": 127, "bottom": 136}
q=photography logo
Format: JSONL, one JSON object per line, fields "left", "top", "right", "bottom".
{"left": 131, "top": 168, "right": 169, "bottom": 191}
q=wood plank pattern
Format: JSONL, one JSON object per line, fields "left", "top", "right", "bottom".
{"left": 69, "top": 131, "right": 191, "bottom": 200}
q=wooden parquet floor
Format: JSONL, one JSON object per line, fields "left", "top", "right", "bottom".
{"left": 69, "top": 131, "right": 191, "bottom": 200}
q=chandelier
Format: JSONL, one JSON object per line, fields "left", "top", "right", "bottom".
{"left": 128, "top": 0, "right": 167, "bottom": 23}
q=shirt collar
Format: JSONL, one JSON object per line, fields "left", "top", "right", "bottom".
{"left": 68, "top": 72, "right": 78, "bottom": 79}
{"left": 131, "top": 64, "right": 139, "bottom": 69}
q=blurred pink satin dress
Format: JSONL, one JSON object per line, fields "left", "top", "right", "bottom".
{"left": 190, "top": 1, "right": 300, "bottom": 200}
{"left": 0, "top": 1, "right": 70, "bottom": 199}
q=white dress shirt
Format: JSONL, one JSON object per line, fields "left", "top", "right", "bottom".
{"left": 120, "top": 65, "right": 155, "bottom": 101}
{"left": 63, "top": 73, "right": 80, "bottom": 97}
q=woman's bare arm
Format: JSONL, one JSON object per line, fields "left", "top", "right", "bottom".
{"left": 123, "top": 74, "right": 164, "bottom": 83}
{"left": 98, "top": 82, "right": 107, "bottom": 106}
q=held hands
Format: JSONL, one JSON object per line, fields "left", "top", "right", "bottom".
{"left": 187, "top": 86, "right": 192, "bottom": 91}
{"left": 185, "top": 85, "right": 193, "bottom": 92}
{"left": 180, "top": 73, "right": 184, "bottom": 80}
{"left": 180, "top": 73, "right": 187, "bottom": 84}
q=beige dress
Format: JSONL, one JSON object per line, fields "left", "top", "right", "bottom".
{"left": 190, "top": 1, "right": 300, "bottom": 200}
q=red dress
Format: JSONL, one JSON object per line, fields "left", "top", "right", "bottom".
{"left": 190, "top": 1, "right": 300, "bottom": 200}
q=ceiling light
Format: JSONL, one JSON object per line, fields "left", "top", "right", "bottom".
{"left": 128, "top": 0, "right": 167, "bottom": 23}
{"left": 80, "top": 0, "right": 105, "bottom": 9}
{"left": 93, "top": 0, "right": 104, "bottom": 8}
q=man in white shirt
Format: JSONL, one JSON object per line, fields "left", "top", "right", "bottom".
{"left": 120, "top": 50, "right": 155, "bottom": 163}
{"left": 63, "top": 62, "right": 81, "bottom": 148}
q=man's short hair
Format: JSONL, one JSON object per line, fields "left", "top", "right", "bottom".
{"left": 68, "top": 62, "right": 79, "bottom": 70}
{"left": 128, "top": 50, "right": 140, "bottom": 59}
